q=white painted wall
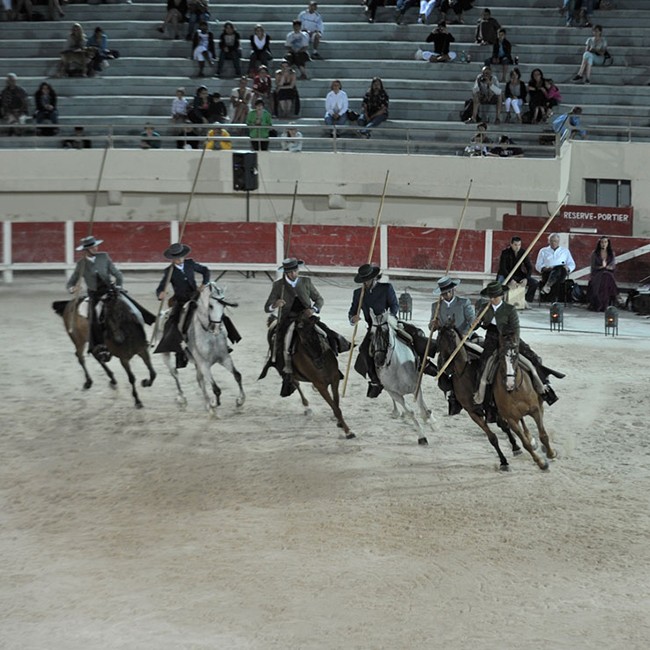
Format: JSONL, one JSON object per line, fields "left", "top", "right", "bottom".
{"left": 0, "top": 142, "right": 647, "bottom": 234}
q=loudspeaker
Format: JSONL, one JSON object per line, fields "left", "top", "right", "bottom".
{"left": 232, "top": 151, "right": 258, "bottom": 191}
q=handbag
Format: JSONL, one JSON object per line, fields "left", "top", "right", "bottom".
{"left": 603, "top": 50, "right": 613, "bottom": 66}
{"left": 346, "top": 109, "right": 360, "bottom": 122}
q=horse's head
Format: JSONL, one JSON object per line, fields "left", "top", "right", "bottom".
{"left": 500, "top": 331, "right": 519, "bottom": 392}
{"left": 203, "top": 282, "right": 238, "bottom": 333}
{"left": 369, "top": 310, "right": 396, "bottom": 367}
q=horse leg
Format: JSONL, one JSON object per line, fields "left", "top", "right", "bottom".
{"left": 194, "top": 360, "right": 219, "bottom": 415}
{"left": 504, "top": 415, "right": 549, "bottom": 471}
{"left": 330, "top": 380, "right": 354, "bottom": 439}
{"left": 519, "top": 418, "right": 538, "bottom": 450}
{"left": 312, "top": 381, "right": 354, "bottom": 439}
{"left": 218, "top": 354, "right": 246, "bottom": 407}
{"left": 162, "top": 352, "right": 187, "bottom": 407}
{"left": 138, "top": 348, "right": 157, "bottom": 388}
{"left": 388, "top": 395, "right": 401, "bottom": 419}
{"left": 386, "top": 389, "right": 428, "bottom": 445}
{"left": 294, "top": 383, "right": 311, "bottom": 414}
{"left": 119, "top": 358, "right": 143, "bottom": 409}
{"left": 75, "top": 344, "right": 93, "bottom": 390}
{"left": 530, "top": 409, "right": 556, "bottom": 460}
{"left": 468, "top": 412, "right": 510, "bottom": 471}
{"left": 496, "top": 414, "right": 522, "bottom": 456}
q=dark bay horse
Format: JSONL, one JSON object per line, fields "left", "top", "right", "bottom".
{"left": 493, "top": 333, "right": 557, "bottom": 471}
{"left": 369, "top": 311, "right": 434, "bottom": 445}
{"left": 436, "top": 324, "right": 534, "bottom": 471}
{"left": 52, "top": 297, "right": 117, "bottom": 390}
{"left": 55, "top": 286, "right": 156, "bottom": 408}
{"left": 160, "top": 282, "right": 245, "bottom": 416}
{"left": 261, "top": 313, "right": 353, "bottom": 439}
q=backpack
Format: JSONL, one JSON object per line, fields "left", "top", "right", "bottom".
{"left": 459, "top": 98, "right": 481, "bottom": 123}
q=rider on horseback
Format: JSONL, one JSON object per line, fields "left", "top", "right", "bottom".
{"left": 66, "top": 235, "right": 123, "bottom": 362}
{"left": 350, "top": 264, "right": 437, "bottom": 399}
{"left": 155, "top": 242, "right": 218, "bottom": 368}
{"left": 429, "top": 276, "right": 475, "bottom": 416}
{"left": 264, "top": 258, "right": 349, "bottom": 397}
{"left": 473, "top": 281, "right": 564, "bottom": 417}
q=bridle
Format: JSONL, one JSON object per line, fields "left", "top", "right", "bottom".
{"left": 198, "top": 283, "right": 237, "bottom": 333}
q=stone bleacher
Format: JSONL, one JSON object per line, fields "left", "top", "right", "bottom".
{"left": 1, "top": 0, "right": 649, "bottom": 149}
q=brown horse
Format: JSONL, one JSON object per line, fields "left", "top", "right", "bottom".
{"left": 52, "top": 297, "right": 117, "bottom": 391}
{"left": 492, "top": 333, "right": 556, "bottom": 471}
{"left": 261, "top": 314, "right": 354, "bottom": 439}
{"left": 53, "top": 287, "right": 157, "bottom": 408}
{"left": 436, "top": 324, "right": 530, "bottom": 471}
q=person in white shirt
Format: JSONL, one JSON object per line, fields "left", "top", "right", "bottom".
{"left": 324, "top": 79, "right": 348, "bottom": 134}
{"left": 298, "top": 1, "right": 324, "bottom": 58}
{"left": 468, "top": 65, "right": 502, "bottom": 124}
{"left": 281, "top": 125, "right": 303, "bottom": 152}
{"left": 535, "top": 233, "right": 576, "bottom": 298}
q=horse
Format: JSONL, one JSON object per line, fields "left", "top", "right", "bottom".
{"left": 261, "top": 312, "right": 353, "bottom": 438}
{"left": 436, "top": 323, "right": 535, "bottom": 471}
{"left": 492, "top": 333, "right": 557, "bottom": 471}
{"left": 53, "top": 287, "right": 157, "bottom": 408}
{"left": 160, "top": 282, "right": 245, "bottom": 416}
{"left": 52, "top": 297, "right": 117, "bottom": 391}
{"left": 369, "top": 311, "right": 434, "bottom": 445}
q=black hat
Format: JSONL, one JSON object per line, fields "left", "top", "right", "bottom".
{"left": 480, "top": 281, "right": 508, "bottom": 298}
{"left": 433, "top": 276, "right": 460, "bottom": 296}
{"left": 76, "top": 235, "right": 103, "bottom": 251}
{"left": 164, "top": 243, "right": 191, "bottom": 259}
{"left": 354, "top": 263, "right": 381, "bottom": 284}
{"left": 279, "top": 257, "right": 304, "bottom": 272}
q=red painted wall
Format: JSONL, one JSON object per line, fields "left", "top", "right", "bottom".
{"left": 388, "top": 227, "right": 486, "bottom": 271}
{"left": 13, "top": 223, "right": 66, "bottom": 263}
{"left": 287, "top": 225, "right": 380, "bottom": 267}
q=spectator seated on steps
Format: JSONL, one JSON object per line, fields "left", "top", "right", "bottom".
{"left": 273, "top": 59, "right": 300, "bottom": 119}
{"left": 422, "top": 20, "right": 457, "bottom": 62}
{"left": 86, "top": 27, "right": 119, "bottom": 74}
{"left": 252, "top": 65, "right": 273, "bottom": 107}
{"left": 357, "top": 76, "right": 389, "bottom": 139}
{"left": 57, "top": 22, "right": 97, "bottom": 78}
{"left": 298, "top": 1, "right": 324, "bottom": 59}
{"left": 285, "top": 20, "right": 310, "bottom": 81}
{"left": 216, "top": 21, "right": 242, "bottom": 79}
{"left": 34, "top": 81, "right": 59, "bottom": 135}
{"left": 185, "top": 0, "right": 210, "bottom": 41}
{"left": 140, "top": 123, "right": 162, "bottom": 149}
{"left": 484, "top": 28, "right": 514, "bottom": 83}
{"left": 475, "top": 7, "right": 500, "bottom": 45}
{"left": 1, "top": 73, "right": 29, "bottom": 131}
{"left": 62, "top": 125, "right": 92, "bottom": 149}
{"left": 157, "top": 0, "right": 187, "bottom": 40}
{"left": 248, "top": 24, "right": 273, "bottom": 76}
{"left": 467, "top": 65, "right": 502, "bottom": 124}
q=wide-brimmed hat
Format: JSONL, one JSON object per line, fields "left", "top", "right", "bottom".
{"left": 433, "top": 276, "right": 460, "bottom": 295}
{"left": 164, "top": 242, "right": 191, "bottom": 259}
{"left": 279, "top": 257, "right": 304, "bottom": 272}
{"left": 354, "top": 263, "right": 381, "bottom": 284}
{"left": 480, "top": 281, "right": 508, "bottom": 298}
{"left": 76, "top": 235, "right": 103, "bottom": 251}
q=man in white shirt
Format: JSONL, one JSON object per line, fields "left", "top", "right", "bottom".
{"left": 298, "top": 1, "right": 324, "bottom": 58}
{"left": 468, "top": 66, "right": 502, "bottom": 124}
{"left": 535, "top": 233, "right": 576, "bottom": 299}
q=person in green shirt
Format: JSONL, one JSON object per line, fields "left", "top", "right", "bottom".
{"left": 246, "top": 98, "right": 273, "bottom": 151}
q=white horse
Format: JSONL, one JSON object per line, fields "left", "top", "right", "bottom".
{"left": 369, "top": 311, "right": 435, "bottom": 445}
{"left": 161, "top": 282, "right": 245, "bottom": 416}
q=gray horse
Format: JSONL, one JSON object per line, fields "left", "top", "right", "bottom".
{"left": 369, "top": 311, "right": 436, "bottom": 445}
{"left": 160, "top": 282, "right": 245, "bottom": 416}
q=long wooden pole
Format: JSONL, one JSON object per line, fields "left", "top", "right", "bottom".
{"left": 434, "top": 191, "right": 571, "bottom": 381}
{"left": 151, "top": 145, "right": 209, "bottom": 345}
{"left": 69, "top": 142, "right": 110, "bottom": 335}
{"left": 341, "top": 170, "right": 390, "bottom": 397}
{"left": 413, "top": 178, "right": 473, "bottom": 399}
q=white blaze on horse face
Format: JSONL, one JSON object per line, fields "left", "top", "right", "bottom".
{"left": 505, "top": 349, "right": 517, "bottom": 391}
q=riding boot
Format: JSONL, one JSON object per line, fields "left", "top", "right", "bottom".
{"left": 175, "top": 350, "right": 188, "bottom": 369}
{"left": 281, "top": 373, "right": 296, "bottom": 397}
{"left": 543, "top": 385, "right": 559, "bottom": 405}
{"left": 424, "top": 360, "right": 438, "bottom": 377}
{"left": 447, "top": 390, "right": 462, "bottom": 416}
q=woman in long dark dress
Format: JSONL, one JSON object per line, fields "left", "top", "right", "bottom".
{"left": 588, "top": 236, "right": 618, "bottom": 311}
{"left": 527, "top": 68, "right": 547, "bottom": 124}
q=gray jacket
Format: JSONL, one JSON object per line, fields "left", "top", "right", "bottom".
{"left": 66, "top": 252, "right": 123, "bottom": 292}
{"left": 433, "top": 295, "right": 475, "bottom": 336}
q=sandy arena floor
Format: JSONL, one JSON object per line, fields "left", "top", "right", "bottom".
{"left": 1, "top": 273, "right": 649, "bottom": 650}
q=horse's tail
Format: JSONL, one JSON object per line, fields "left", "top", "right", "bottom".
{"left": 52, "top": 300, "right": 70, "bottom": 317}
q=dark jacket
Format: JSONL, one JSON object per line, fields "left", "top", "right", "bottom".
{"left": 497, "top": 246, "right": 534, "bottom": 284}
{"left": 218, "top": 30, "right": 241, "bottom": 54}
{"left": 426, "top": 30, "right": 455, "bottom": 56}
{"left": 264, "top": 276, "right": 324, "bottom": 323}
{"left": 157, "top": 258, "right": 210, "bottom": 303}
{"left": 480, "top": 300, "right": 520, "bottom": 347}
{"left": 349, "top": 281, "right": 398, "bottom": 326}
{"left": 491, "top": 37, "right": 513, "bottom": 63}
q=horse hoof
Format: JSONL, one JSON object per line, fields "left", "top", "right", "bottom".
{"left": 500, "top": 463, "right": 511, "bottom": 472}
{"left": 345, "top": 432, "right": 356, "bottom": 439}
{"left": 236, "top": 398, "right": 245, "bottom": 407}
{"left": 83, "top": 381, "right": 92, "bottom": 390}
{"left": 135, "top": 402, "right": 144, "bottom": 409}
{"left": 304, "top": 408, "right": 312, "bottom": 416}
{"left": 513, "top": 448, "right": 523, "bottom": 456}
{"left": 540, "top": 460, "right": 550, "bottom": 471}
{"left": 418, "top": 437, "right": 428, "bottom": 446}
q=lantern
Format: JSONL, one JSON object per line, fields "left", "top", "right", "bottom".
{"left": 605, "top": 306, "right": 619, "bottom": 336}
{"left": 398, "top": 290, "right": 413, "bottom": 321}
{"left": 549, "top": 302, "right": 564, "bottom": 331}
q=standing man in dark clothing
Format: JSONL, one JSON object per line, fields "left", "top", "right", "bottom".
{"left": 497, "top": 236, "right": 539, "bottom": 303}
{"left": 155, "top": 242, "right": 210, "bottom": 367}
{"left": 66, "top": 235, "right": 124, "bottom": 361}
